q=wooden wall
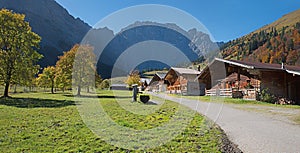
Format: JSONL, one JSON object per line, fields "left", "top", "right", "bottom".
{"left": 261, "top": 71, "right": 300, "bottom": 104}
{"left": 287, "top": 74, "right": 300, "bottom": 104}
{"left": 260, "top": 71, "right": 286, "bottom": 97}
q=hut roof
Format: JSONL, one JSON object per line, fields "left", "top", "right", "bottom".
{"left": 216, "top": 58, "right": 300, "bottom": 75}
{"left": 170, "top": 67, "right": 200, "bottom": 75}
{"left": 149, "top": 72, "right": 167, "bottom": 86}
{"left": 198, "top": 58, "right": 300, "bottom": 79}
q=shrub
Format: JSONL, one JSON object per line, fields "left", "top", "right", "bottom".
{"left": 125, "top": 70, "right": 140, "bottom": 88}
{"left": 99, "top": 79, "right": 110, "bottom": 89}
{"left": 258, "top": 88, "right": 277, "bottom": 103}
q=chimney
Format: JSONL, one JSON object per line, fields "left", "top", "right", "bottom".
{"left": 281, "top": 63, "right": 285, "bottom": 69}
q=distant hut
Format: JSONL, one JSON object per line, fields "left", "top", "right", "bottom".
{"left": 110, "top": 84, "right": 128, "bottom": 90}
{"left": 140, "top": 78, "right": 151, "bottom": 91}
{"left": 149, "top": 72, "right": 168, "bottom": 92}
{"left": 164, "top": 67, "right": 203, "bottom": 95}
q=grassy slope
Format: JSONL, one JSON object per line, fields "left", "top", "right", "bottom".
{"left": 254, "top": 9, "right": 300, "bottom": 33}
{"left": 0, "top": 91, "right": 228, "bottom": 152}
{"left": 221, "top": 8, "right": 300, "bottom": 63}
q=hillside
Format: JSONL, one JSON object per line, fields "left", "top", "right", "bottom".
{"left": 221, "top": 9, "right": 300, "bottom": 66}
{"left": 0, "top": 0, "right": 91, "bottom": 66}
{"left": 254, "top": 9, "right": 300, "bottom": 33}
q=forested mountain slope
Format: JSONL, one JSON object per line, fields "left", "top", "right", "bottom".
{"left": 221, "top": 9, "right": 300, "bottom": 65}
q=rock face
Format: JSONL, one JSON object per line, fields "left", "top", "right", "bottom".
{"left": 0, "top": 1, "right": 219, "bottom": 78}
{"left": 0, "top": 0, "right": 91, "bottom": 66}
{"left": 121, "top": 21, "right": 219, "bottom": 58}
{"left": 93, "top": 22, "right": 218, "bottom": 78}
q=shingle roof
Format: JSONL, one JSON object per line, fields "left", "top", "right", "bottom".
{"left": 171, "top": 67, "right": 200, "bottom": 75}
{"left": 215, "top": 58, "right": 300, "bottom": 76}
{"left": 149, "top": 72, "right": 167, "bottom": 86}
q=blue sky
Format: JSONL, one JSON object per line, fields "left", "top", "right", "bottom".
{"left": 55, "top": 0, "right": 300, "bottom": 42}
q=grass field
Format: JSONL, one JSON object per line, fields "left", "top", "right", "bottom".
{"left": 0, "top": 90, "right": 233, "bottom": 152}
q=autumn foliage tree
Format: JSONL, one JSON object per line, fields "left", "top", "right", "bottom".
{"left": 36, "top": 73, "right": 48, "bottom": 91}
{"left": 73, "top": 44, "right": 96, "bottom": 96}
{"left": 0, "top": 9, "right": 42, "bottom": 97}
{"left": 125, "top": 70, "right": 141, "bottom": 88}
{"left": 55, "top": 45, "right": 76, "bottom": 92}
{"left": 221, "top": 22, "right": 300, "bottom": 66}
{"left": 55, "top": 44, "right": 97, "bottom": 95}
{"left": 36, "top": 66, "right": 56, "bottom": 93}
{"left": 99, "top": 79, "right": 110, "bottom": 89}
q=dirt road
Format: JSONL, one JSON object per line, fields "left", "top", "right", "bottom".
{"left": 152, "top": 93, "right": 300, "bottom": 153}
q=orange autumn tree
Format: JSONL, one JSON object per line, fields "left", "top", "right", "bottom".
{"left": 56, "top": 44, "right": 96, "bottom": 95}
{"left": 36, "top": 66, "right": 56, "bottom": 93}
{"left": 55, "top": 45, "right": 76, "bottom": 92}
{"left": 73, "top": 44, "right": 96, "bottom": 96}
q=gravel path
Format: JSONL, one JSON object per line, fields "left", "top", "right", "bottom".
{"left": 151, "top": 93, "right": 300, "bottom": 153}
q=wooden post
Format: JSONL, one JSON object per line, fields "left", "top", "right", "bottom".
{"left": 284, "top": 72, "right": 288, "bottom": 98}
{"left": 237, "top": 68, "right": 241, "bottom": 90}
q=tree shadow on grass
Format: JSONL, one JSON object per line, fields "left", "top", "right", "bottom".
{"left": 144, "top": 101, "right": 158, "bottom": 105}
{"left": 0, "top": 97, "right": 75, "bottom": 108}
{"left": 63, "top": 94, "right": 132, "bottom": 99}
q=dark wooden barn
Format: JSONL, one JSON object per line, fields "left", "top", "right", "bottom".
{"left": 198, "top": 58, "right": 300, "bottom": 104}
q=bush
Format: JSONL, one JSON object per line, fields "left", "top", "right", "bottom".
{"left": 125, "top": 70, "right": 140, "bottom": 88}
{"left": 99, "top": 79, "right": 110, "bottom": 89}
{"left": 258, "top": 88, "right": 277, "bottom": 103}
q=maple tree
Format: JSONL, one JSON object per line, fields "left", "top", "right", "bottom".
{"left": 0, "top": 9, "right": 42, "bottom": 97}
{"left": 36, "top": 66, "right": 56, "bottom": 93}
{"left": 72, "top": 44, "right": 96, "bottom": 96}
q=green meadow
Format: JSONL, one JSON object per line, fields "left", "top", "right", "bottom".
{"left": 0, "top": 90, "right": 230, "bottom": 152}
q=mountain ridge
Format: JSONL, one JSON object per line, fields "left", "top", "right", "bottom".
{"left": 0, "top": 0, "right": 217, "bottom": 75}
{"left": 94, "top": 22, "right": 218, "bottom": 78}
{"left": 3, "top": 0, "right": 298, "bottom": 77}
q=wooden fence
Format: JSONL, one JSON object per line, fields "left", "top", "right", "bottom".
{"left": 242, "top": 89, "right": 256, "bottom": 100}
{"left": 205, "top": 88, "right": 257, "bottom": 100}
{"left": 205, "top": 89, "right": 232, "bottom": 97}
